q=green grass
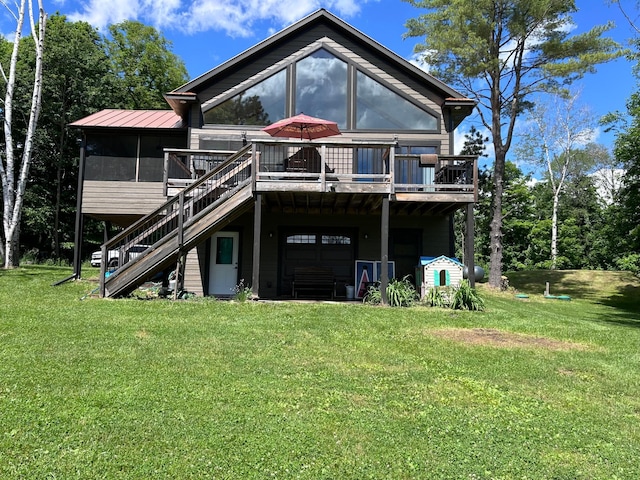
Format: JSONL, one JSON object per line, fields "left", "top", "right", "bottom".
{"left": 1, "top": 266, "right": 639, "bottom": 479}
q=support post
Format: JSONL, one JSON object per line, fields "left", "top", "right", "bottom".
{"left": 380, "top": 196, "right": 390, "bottom": 305}
{"left": 72, "top": 134, "right": 87, "bottom": 280}
{"left": 466, "top": 203, "right": 476, "bottom": 288}
{"left": 251, "top": 193, "right": 262, "bottom": 299}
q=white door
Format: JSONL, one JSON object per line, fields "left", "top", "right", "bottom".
{"left": 209, "top": 232, "right": 239, "bottom": 296}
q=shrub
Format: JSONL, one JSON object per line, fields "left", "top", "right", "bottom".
{"left": 363, "top": 276, "right": 417, "bottom": 307}
{"left": 423, "top": 286, "right": 450, "bottom": 308}
{"left": 450, "top": 279, "right": 485, "bottom": 311}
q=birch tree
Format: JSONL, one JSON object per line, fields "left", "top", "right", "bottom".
{"left": 517, "top": 92, "right": 597, "bottom": 269}
{"left": 0, "top": 0, "right": 46, "bottom": 268}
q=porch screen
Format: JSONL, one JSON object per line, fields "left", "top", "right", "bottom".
{"left": 85, "top": 134, "right": 137, "bottom": 181}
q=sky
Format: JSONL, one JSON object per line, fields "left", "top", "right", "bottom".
{"left": 2, "top": 0, "right": 639, "bottom": 164}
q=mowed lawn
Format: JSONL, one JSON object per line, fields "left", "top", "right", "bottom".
{"left": 1, "top": 266, "right": 639, "bottom": 479}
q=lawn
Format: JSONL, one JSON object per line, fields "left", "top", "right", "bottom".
{"left": 1, "top": 266, "right": 639, "bottom": 479}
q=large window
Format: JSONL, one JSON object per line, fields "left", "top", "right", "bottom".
{"left": 356, "top": 71, "right": 437, "bottom": 131}
{"left": 295, "top": 49, "right": 347, "bottom": 129}
{"left": 204, "top": 69, "right": 286, "bottom": 126}
{"left": 203, "top": 48, "right": 439, "bottom": 132}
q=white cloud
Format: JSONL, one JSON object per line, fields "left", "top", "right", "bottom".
{"left": 407, "top": 52, "right": 430, "bottom": 73}
{"left": 67, "top": 0, "right": 375, "bottom": 35}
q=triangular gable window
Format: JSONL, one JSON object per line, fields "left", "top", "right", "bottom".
{"left": 204, "top": 69, "right": 286, "bottom": 126}
{"left": 356, "top": 71, "right": 437, "bottom": 130}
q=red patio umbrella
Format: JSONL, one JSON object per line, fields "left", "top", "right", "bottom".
{"left": 262, "top": 113, "right": 340, "bottom": 140}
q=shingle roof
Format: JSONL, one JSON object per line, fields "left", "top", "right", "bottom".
{"left": 70, "top": 109, "right": 185, "bottom": 129}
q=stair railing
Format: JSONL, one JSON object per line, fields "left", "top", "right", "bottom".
{"left": 100, "top": 143, "right": 254, "bottom": 296}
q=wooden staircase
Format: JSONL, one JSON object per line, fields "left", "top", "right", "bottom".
{"left": 100, "top": 144, "right": 255, "bottom": 298}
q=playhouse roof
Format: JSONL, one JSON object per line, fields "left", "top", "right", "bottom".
{"left": 419, "top": 255, "right": 464, "bottom": 267}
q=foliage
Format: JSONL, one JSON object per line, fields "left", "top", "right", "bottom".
{"left": 232, "top": 279, "right": 253, "bottom": 302}
{"left": 105, "top": 20, "right": 189, "bottom": 109}
{"left": 16, "top": 14, "right": 112, "bottom": 262}
{"left": 364, "top": 276, "right": 417, "bottom": 307}
{"left": 6, "top": 16, "right": 190, "bottom": 263}
{"left": 404, "top": 0, "right": 624, "bottom": 288}
{"left": 422, "top": 285, "right": 449, "bottom": 308}
{"left": 1, "top": 266, "right": 640, "bottom": 478}
{"left": 450, "top": 279, "right": 485, "bottom": 311}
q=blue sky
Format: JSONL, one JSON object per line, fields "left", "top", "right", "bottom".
{"left": 2, "top": 0, "right": 638, "bottom": 159}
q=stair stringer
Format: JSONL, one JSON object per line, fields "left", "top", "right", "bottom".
{"left": 104, "top": 184, "right": 254, "bottom": 297}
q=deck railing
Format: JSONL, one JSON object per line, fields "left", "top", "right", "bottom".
{"left": 251, "top": 139, "right": 476, "bottom": 196}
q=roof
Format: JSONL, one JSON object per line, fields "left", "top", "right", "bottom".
{"left": 420, "top": 255, "right": 464, "bottom": 267}
{"left": 174, "top": 9, "right": 474, "bottom": 106}
{"left": 70, "top": 109, "right": 185, "bottom": 130}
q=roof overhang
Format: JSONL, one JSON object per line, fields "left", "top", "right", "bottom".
{"left": 163, "top": 92, "right": 198, "bottom": 118}
{"left": 443, "top": 98, "right": 477, "bottom": 130}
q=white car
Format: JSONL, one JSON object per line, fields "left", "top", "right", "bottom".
{"left": 90, "top": 245, "right": 149, "bottom": 267}
{"left": 90, "top": 249, "right": 119, "bottom": 267}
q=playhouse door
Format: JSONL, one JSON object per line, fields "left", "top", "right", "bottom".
{"left": 209, "top": 232, "right": 239, "bottom": 296}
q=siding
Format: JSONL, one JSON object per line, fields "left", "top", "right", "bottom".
{"left": 82, "top": 181, "right": 166, "bottom": 215}
{"left": 183, "top": 247, "right": 204, "bottom": 296}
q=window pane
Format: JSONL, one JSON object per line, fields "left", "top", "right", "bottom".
{"left": 204, "top": 69, "right": 286, "bottom": 126}
{"left": 322, "top": 235, "right": 351, "bottom": 245}
{"left": 395, "top": 145, "right": 437, "bottom": 184}
{"left": 216, "top": 237, "right": 234, "bottom": 264}
{"left": 356, "top": 71, "right": 437, "bottom": 130}
{"left": 295, "top": 49, "right": 347, "bottom": 128}
{"left": 286, "top": 234, "right": 316, "bottom": 244}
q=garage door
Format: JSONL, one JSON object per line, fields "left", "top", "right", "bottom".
{"left": 280, "top": 229, "right": 355, "bottom": 297}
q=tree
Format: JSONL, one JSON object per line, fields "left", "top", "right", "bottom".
{"left": 612, "top": 90, "right": 640, "bottom": 273}
{"left": 16, "top": 15, "right": 112, "bottom": 261}
{"left": 0, "top": 0, "right": 46, "bottom": 268}
{"left": 516, "top": 92, "right": 597, "bottom": 269}
{"left": 404, "top": 0, "right": 623, "bottom": 287}
{"left": 105, "top": 20, "right": 189, "bottom": 109}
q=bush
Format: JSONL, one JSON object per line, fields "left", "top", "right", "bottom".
{"left": 423, "top": 286, "right": 449, "bottom": 308}
{"left": 450, "top": 280, "right": 485, "bottom": 311}
{"left": 423, "top": 280, "right": 485, "bottom": 311}
{"left": 615, "top": 253, "right": 640, "bottom": 276}
{"left": 363, "top": 276, "right": 417, "bottom": 307}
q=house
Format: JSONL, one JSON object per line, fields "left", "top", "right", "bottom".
{"left": 416, "top": 255, "right": 465, "bottom": 298}
{"left": 69, "top": 9, "right": 478, "bottom": 300}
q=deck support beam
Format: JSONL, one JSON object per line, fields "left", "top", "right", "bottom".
{"left": 466, "top": 203, "right": 476, "bottom": 288}
{"left": 251, "top": 193, "right": 262, "bottom": 299}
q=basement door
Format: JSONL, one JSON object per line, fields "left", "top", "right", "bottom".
{"left": 209, "top": 232, "right": 239, "bottom": 296}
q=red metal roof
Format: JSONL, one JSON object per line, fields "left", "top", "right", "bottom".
{"left": 70, "top": 109, "right": 185, "bottom": 129}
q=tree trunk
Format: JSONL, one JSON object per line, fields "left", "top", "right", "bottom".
{"left": 551, "top": 191, "right": 559, "bottom": 270}
{"left": 488, "top": 148, "right": 506, "bottom": 288}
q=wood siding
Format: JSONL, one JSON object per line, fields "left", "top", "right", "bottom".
{"left": 82, "top": 181, "right": 166, "bottom": 215}
{"left": 184, "top": 248, "right": 204, "bottom": 296}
